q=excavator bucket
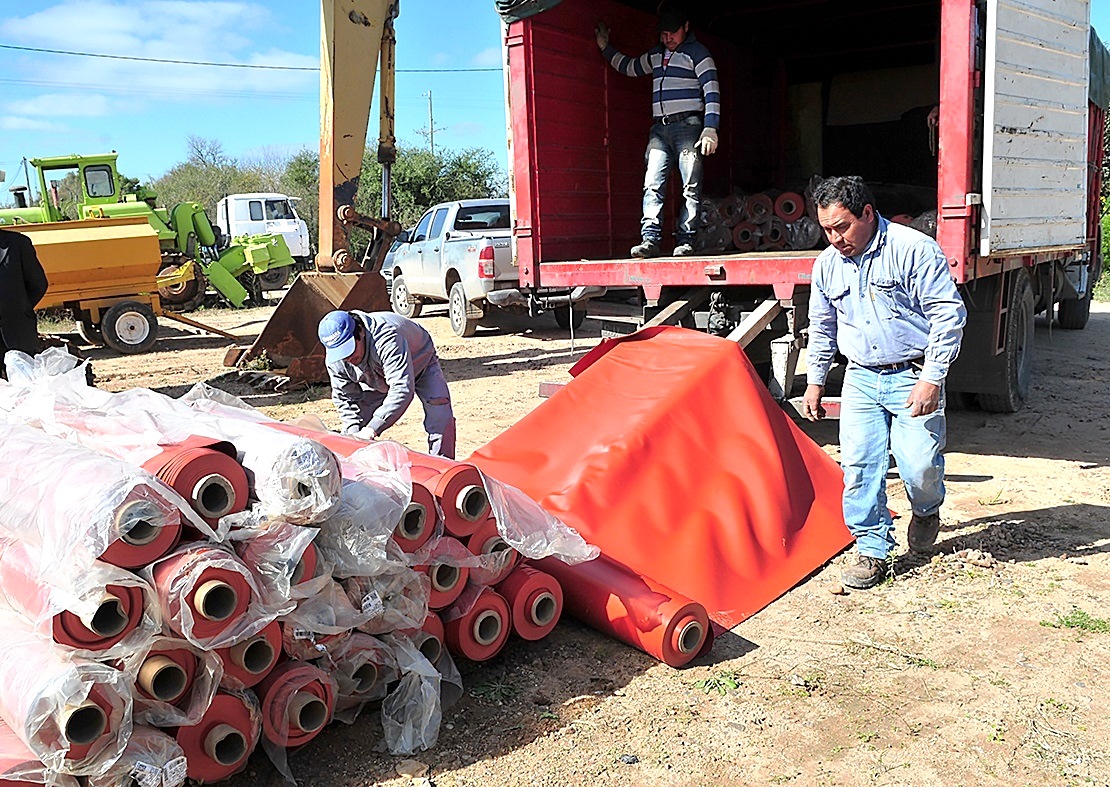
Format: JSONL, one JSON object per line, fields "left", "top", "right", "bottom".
{"left": 225, "top": 271, "right": 389, "bottom": 382}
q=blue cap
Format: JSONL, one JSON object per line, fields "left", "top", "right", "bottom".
{"left": 318, "top": 310, "right": 357, "bottom": 362}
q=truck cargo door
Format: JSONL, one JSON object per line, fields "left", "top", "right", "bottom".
{"left": 981, "top": 0, "right": 1089, "bottom": 255}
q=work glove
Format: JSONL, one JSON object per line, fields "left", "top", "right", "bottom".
{"left": 353, "top": 425, "right": 377, "bottom": 442}
{"left": 696, "top": 127, "right": 718, "bottom": 156}
{"left": 595, "top": 21, "right": 610, "bottom": 50}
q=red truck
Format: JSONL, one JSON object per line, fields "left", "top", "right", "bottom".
{"left": 502, "top": 0, "right": 1109, "bottom": 413}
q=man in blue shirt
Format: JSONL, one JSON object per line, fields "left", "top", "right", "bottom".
{"left": 802, "top": 176, "right": 966, "bottom": 589}
{"left": 596, "top": 2, "right": 720, "bottom": 258}
{"left": 318, "top": 310, "right": 456, "bottom": 458}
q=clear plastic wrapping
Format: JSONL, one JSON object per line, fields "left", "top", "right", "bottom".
{"left": 0, "top": 537, "right": 160, "bottom": 660}
{"left": 326, "top": 633, "right": 399, "bottom": 724}
{"left": 343, "top": 564, "right": 429, "bottom": 636}
{"left": 84, "top": 726, "right": 187, "bottom": 787}
{"left": 0, "top": 421, "right": 196, "bottom": 570}
{"left": 118, "top": 637, "right": 222, "bottom": 727}
{"left": 0, "top": 716, "right": 80, "bottom": 786}
{"left": 0, "top": 609, "right": 132, "bottom": 776}
{"left": 280, "top": 577, "right": 374, "bottom": 639}
{"left": 480, "top": 472, "right": 600, "bottom": 565}
{"left": 317, "top": 479, "right": 411, "bottom": 578}
{"left": 229, "top": 518, "right": 327, "bottom": 606}
{"left": 379, "top": 634, "right": 441, "bottom": 755}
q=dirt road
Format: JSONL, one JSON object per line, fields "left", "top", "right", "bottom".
{"left": 84, "top": 301, "right": 1110, "bottom": 787}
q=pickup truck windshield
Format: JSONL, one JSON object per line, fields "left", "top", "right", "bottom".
{"left": 454, "top": 205, "right": 510, "bottom": 231}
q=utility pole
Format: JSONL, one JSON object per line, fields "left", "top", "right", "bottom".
{"left": 424, "top": 90, "right": 436, "bottom": 155}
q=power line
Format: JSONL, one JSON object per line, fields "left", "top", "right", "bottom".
{"left": 0, "top": 43, "right": 501, "bottom": 72}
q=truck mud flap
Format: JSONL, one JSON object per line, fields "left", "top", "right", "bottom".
{"left": 225, "top": 271, "right": 388, "bottom": 382}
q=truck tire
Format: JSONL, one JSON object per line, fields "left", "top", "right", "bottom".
{"left": 102, "top": 301, "right": 158, "bottom": 354}
{"left": 978, "top": 270, "right": 1034, "bottom": 413}
{"left": 553, "top": 305, "right": 586, "bottom": 330}
{"left": 158, "top": 263, "right": 206, "bottom": 313}
{"left": 76, "top": 318, "right": 102, "bottom": 346}
{"left": 448, "top": 282, "right": 478, "bottom": 337}
{"left": 390, "top": 274, "right": 422, "bottom": 318}
{"left": 1056, "top": 292, "right": 1091, "bottom": 330}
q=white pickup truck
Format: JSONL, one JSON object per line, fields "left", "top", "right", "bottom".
{"left": 387, "top": 199, "right": 519, "bottom": 336}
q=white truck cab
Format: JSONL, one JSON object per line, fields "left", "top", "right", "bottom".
{"left": 217, "top": 193, "right": 311, "bottom": 261}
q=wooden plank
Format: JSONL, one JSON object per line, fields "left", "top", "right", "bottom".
{"left": 162, "top": 312, "right": 247, "bottom": 343}
{"left": 725, "top": 297, "right": 782, "bottom": 347}
{"left": 641, "top": 289, "right": 710, "bottom": 329}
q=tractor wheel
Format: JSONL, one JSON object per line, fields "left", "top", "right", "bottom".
{"left": 158, "top": 263, "right": 207, "bottom": 313}
{"left": 978, "top": 270, "right": 1035, "bottom": 413}
{"left": 258, "top": 266, "right": 292, "bottom": 291}
{"left": 239, "top": 271, "right": 266, "bottom": 307}
{"left": 390, "top": 274, "right": 422, "bottom": 318}
{"left": 101, "top": 301, "right": 158, "bottom": 354}
{"left": 76, "top": 318, "right": 103, "bottom": 346}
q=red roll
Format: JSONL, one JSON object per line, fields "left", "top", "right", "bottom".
{"left": 731, "top": 221, "right": 760, "bottom": 252}
{"left": 465, "top": 517, "right": 519, "bottom": 586}
{"left": 414, "top": 611, "right": 444, "bottom": 664}
{"left": 0, "top": 718, "right": 77, "bottom": 787}
{"left": 533, "top": 553, "right": 710, "bottom": 668}
{"left": 330, "top": 633, "right": 396, "bottom": 701}
{"left": 497, "top": 565, "right": 563, "bottom": 641}
{"left": 98, "top": 490, "right": 183, "bottom": 569}
{"left": 214, "top": 620, "right": 281, "bottom": 689}
{"left": 744, "top": 193, "right": 774, "bottom": 224}
{"left": 257, "top": 661, "right": 336, "bottom": 748}
{"left": 417, "top": 538, "right": 470, "bottom": 610}
{"left": 280, "top": 625, "right": 349, "bottom": 663}
{"left": 150, "top": 545, "right": 253, "bottom": 644}
{"left": 174, "top": 692, "right": 259, "bottom": 784}
{"left": 292, "top": 542, "right": 319, "bottom": 586}
{"left": 408, "top": 452, "right": 490, "bottom": 538}
{"left": 759, "top": 217, "right": 788, "bottom": 251}
{"left": 773, "top": 191, "right": 806, "bottom": 222}
{"left": 142, "top": 438, "right": 249, "bottom": 525}
{"left": 443, "top": 586, "right": 510, "bottom": 662}
{"left": 393, "top": 480, "right": 438, "bottom": 553}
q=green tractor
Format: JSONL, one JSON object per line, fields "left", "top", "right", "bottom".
{"left": 0, "top": 152, "right": 294, "bottom": 311}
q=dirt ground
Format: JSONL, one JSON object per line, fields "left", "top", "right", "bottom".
{"left": 78, "top": 296, "right": 1110, "bottom": 787}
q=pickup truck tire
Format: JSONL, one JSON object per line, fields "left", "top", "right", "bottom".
{"left": 978, "top": 270, "right": 1034, "bottom": 413}
{"left": 101, "top": 301, "right": 158, "bottom": 355}
{"left": 553, "top": 305, "right": 587, "bottom": 330}
{"left": 449, "top": 282, "right": 478, "bottom": 337}
{"left": 390, "top": 274, "right": 423, "bottom": 318}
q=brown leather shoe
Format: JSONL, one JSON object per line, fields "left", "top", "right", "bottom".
{"left": 841, "top": 555, "right": 887, "bottom": 590}
{"left": 908, "top": 512, "right": 941, "bottom": 553}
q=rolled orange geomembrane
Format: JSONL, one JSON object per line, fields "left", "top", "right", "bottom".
{"left": 394, "top": 480, "right": 437, "bottom": 553}
{"left": 97, "top": 491, "right": 182, "bottom": 569}
{"left": 214, "top": 620, "right": 281, "bottom": 690}
{"left": 142, "top": 438, "right": 249, "bottom": 525}
{"left": 175, "top": 692, "right": 258, "bottom": 784}
{"left": 418, "top": 538, "right": 470, "bottom": 610}
{"left": 293, "top": 542, "right": 319, "bottom": 586}
{"left": 774, "top": 191, "right": 806, "bottom": 222}
{"left": 470, "top": 327, "right": 853, "bottom": 645}
{"left": 731, "top": 221, "right": 760, "bottom": 252}
{"left": 497, "top": 565, "right": 562, "bottom": 641}
{"left": 466, "top": 516, "right": 519, "bottom": 586}
{"left": 408, "top": 452, "right": 490, "bottom": 538}
{"left": 150, "top": 546, "right": 253, "bottom": 643}
{"left": 414, "top": 611, "right": 445, "bottom": 664}
{"left": 443, "top": 586, "right": 510, "bottom": 662}
{"left": 533, "top": 554, "right": 708, "bottom": 666}
{"left": 280, "top": 625, "right": 349, "bottom": 662}
{"left": 257, "top": 661, "right": 336, "bottom": 748}
{"left": 745, "top": 193, "right": 774, "bottom": 223}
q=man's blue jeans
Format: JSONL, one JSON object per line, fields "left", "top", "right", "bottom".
{"left": 642, "top": 115, "right": 703, "bottom": 245}
{"left": 839, "top": 364, "right": 946, "bottom": 559}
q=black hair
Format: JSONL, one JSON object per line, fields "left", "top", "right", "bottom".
{"left": 657, "top": 1, "right": 688, "bottom": 31}
{"left": 811, "top": 176, "right": 877, "bottom": 219}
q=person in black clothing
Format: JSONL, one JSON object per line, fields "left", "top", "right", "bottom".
{"left": 0, "top": 229, "right": 49, "bottom": 379}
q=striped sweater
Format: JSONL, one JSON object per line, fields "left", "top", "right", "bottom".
{"left": 602, "top": 32, "right": 720, "bottom": 130}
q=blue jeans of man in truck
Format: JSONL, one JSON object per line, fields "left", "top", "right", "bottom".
{"left": 641, "top": 115, "right": 703, "bottom": 250}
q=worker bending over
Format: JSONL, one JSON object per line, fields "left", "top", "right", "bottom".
{"left": 318, "top": 310, "right": 456, "bottom": 458}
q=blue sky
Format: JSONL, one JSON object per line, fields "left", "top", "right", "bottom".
{"left": 0, "top": 0, "right": 508, "bottom": 195}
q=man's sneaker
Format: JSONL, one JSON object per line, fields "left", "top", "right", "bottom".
{"left": 673, "top": 243, "right": 696, "bottom": 256}
{"left": 841, "top": 555, "right": 888, "bottom": 590}
{"left": 908, "top": 512, "right": 942, "bottom": 553}
{"left": 631, "top": 240, "right": 661, "bottom": 258}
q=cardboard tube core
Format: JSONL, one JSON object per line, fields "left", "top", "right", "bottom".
{"left": 195, "top": 580, "right": 238, "bottom": 622}
{"left": 138, "top": 655, "right": 188, "bottom": 702}
{"left": 472, "top": 609, "right": 502, "bottom": 646}
{"left": 430, "top": 563, "right": 460, "bottom": 593}
{"left": 398, "top": 503, "right": 428, "bottom": 539}
{"left": 416, "top": 633, "right": 442, "bottom": 664}
{"left": 193, "top": 473, "right": 235, "bottom": 519}
{"left": 86, "top": 593, "right": 128, "bottom": 637}
{"left": 456, "top": 484, "right": 489, "bottom": 522}
{"left": 351, "top": 663, "right": 379, "bottom": 694}
{"left": 530, "top": 591, "right": 558, "bottom": 626}
{"left": 63, "top": 702, "right": 107, "bottom": 746}
{"left": 231, "top": 636, "right": 277, "bottom": 675}
{"left": 204, "top": 724, "right": 247, "bottom": 766}
{"left": 288, "top": 692, "right": 328, "bottom": 733}
{"left": 116, "top": 500, "right": 163, "bottom": 545}
{"left": 676, "top": 619, "right": 705, "bottom": 654}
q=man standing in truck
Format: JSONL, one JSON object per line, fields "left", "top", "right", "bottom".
{"left": 801, "top": 176, "right": 966, "bottom": 589}
{"left": 595, "top": 2, "right": 720, "bottom": 258}
{"left": 318, "top": 310, "right": 456, "bottom": 458}
{"left": 0, "top": 229, "right": 48, "bottom": 380}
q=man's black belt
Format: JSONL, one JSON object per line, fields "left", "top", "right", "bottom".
{"left": 656, "top": 110, "right": 702, "bottom": 125}
{"left": 858, "top": 356, "right": 925, "bottom": 372}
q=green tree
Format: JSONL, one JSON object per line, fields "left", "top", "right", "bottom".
{"left": 151, "top": 135, "right": 268, "bottom": 219}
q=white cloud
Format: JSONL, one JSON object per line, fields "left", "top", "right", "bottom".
{"left": 431, "top": 52, "right": 451, "bottom": 66}
{"left": 471, "top": 47, "right": 501, "bottom": 68}
{"left": 8, "top": 93, "right": 112, "bottom": 117}
{"left": 0, "top": 117, "right": 69, "bottom": 132}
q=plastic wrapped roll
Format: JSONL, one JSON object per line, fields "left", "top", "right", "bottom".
{"left": 417, "top": 538, "right": 470, "bottom": 611}
{"left": 731, "top": 221, "right": 760, "bottom": 252}
{"left": 497, "top": 565, "right": 563, "bottom": 641}
{"left": 256, "top": 661, "right": 336, "bottom": 748}
{"left": 126, "top": 638, "right": 221, "bottom": 727}
{"left": 744, "top": 193, "right": 774, "bottom": 224}
{"left": 148, "top": 544, "right": 257, "bottom": 649}
{"left": 773, "top": 191, "right": 806, "bottom": 222}
{"left": 280, "top": 624, "right": 350, "bottom": 663}
{"left": 413, "top": 611, "right": 445, "bottom": 665}
{"left": 316, "top": 480, "right": 406, "bottom": 578}
{"left": 758, "top": 216, "right": 788, "bottom": 251}
{"left": 911, "top": 209, "right": 938, "bottom": 238}
{"left": 0, "top": 422, "right": 185, "bottom": 570}
{"left": 0, "top": 539, "right": 156, "bottom": 657}
{"left": 394, "top": 480, "right": 438, "bottom": 554}
{"left": 0, "top": 609, "right": 131, "bottom": 776}
{"left": 173, "top": 692, "right": 259, "bottom": 784}
{"left": 0, "top": 718, "right": 79, "bottom": 787}
{"left": 717, "top": 194, "right": 744, "bottom": 227}
{"left": 214, "top": 620, "right": 281, "bottom": 690}
{"left": 141, "top": 439, "right": 249, "bottom": 525}
{"left": 533, "top": 554, "right": 711, "bottom": 668}
{"left": 84, "top": 726, "right": 187, "bottom": 787}
{"left": 465, "top": 517, "right": 519, "bottom": 586}
{"left": 347, "top": 567, "right": 428, "bottom": 636}
{"left": 785, "top": 216, "right": 823, "bottom": 251}
{"left": 232, "top": 521, "right": 321, "bottom": 607}
{"left": 442, "top": 586, "right": 510, "bottom": 662}
{"left": 329, "top": 633, "right": 399, "bottom": 724}
{"left": 408, "top": 453, "right": 490, "bottom": 538}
